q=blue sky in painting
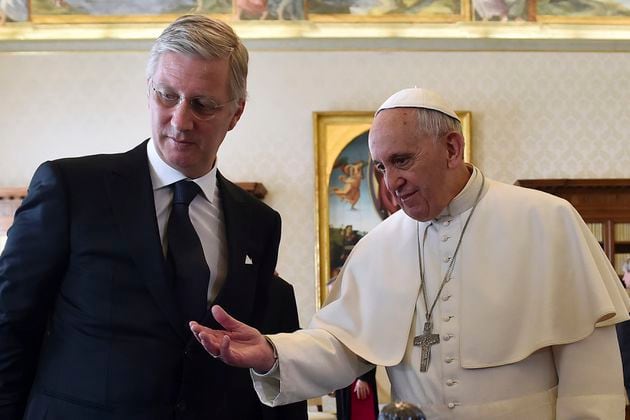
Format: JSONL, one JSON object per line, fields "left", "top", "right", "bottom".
{"left": 328, "top": 131, "right": 383, "bottom": 234}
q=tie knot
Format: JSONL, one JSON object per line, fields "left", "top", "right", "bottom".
{"left": 172, "top": 180, "right": 201, "bottom": 206}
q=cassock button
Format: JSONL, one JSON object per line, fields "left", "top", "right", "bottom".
{"left": 442, "top": 295, "right": 451, "bottom": 301}
{"left": 441, "top": 235, "right": 450, "bottom": 242}
{"left": 443, "top": 220, "right": 451, "bottom": 226}
{"left": 443, "top": 315, "right": 453, "bottom": 322}
{"left": 443, "top": 334, "right": 453, "bottom": 341}
{"left": 446, "top": 379, "right": 455, "bottom": 386}
{"left": 443, "top": 256, "right": 452, "bottom": 263}
{"left": 448, "top": 402, "right": 456, "bottom": 409}
{"left": 445, "top": 357, "right": 454, "bottom": 363}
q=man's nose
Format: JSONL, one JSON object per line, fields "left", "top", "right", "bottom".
{"left": 170, "top": 101, "right": 195, "bottom": 131}
{"left": 385, "top": 169, "right": 403, "bottom": 193}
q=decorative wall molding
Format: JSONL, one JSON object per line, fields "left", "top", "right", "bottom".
{"left": 4, "top": 22, "right": 630, "bottom": 52}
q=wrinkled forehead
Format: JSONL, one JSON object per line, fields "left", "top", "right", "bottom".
{"left": 368, "top": 109, "right": 422, "bottom": 157}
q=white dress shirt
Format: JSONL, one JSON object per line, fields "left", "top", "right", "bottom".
{"left": 146, "top": 139, "right": 228, "bottom": 304}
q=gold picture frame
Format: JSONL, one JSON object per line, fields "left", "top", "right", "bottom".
{"left": 313, "top": 111, "right": 471, "bottom": 307}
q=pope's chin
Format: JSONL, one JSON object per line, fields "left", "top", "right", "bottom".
{"left": 399, "top": 200, "right": 432, "bottom": 222}
{"left": 402, "top": 209, "right": 432, "bottom": 222}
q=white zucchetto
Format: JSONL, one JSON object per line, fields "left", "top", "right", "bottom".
{"left": 376, "top": 87, "right": 460, "bottom": 122}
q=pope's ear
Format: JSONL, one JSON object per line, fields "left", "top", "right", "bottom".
{"left": 444, "top": 132, "right": 465, "bottom": 168}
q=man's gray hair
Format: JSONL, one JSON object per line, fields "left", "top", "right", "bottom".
{"left": 416, "top": 108, "right": 462, "bottom": 141}
{"left": 146, "top": 15, "right": 248, "bottom": 101}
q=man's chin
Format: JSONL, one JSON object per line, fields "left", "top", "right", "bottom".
{"left": 164, "top": 154, "right": 193, "bottom": 173}
{"left": 401, "top": 206, "right": 432, "bottom": 222}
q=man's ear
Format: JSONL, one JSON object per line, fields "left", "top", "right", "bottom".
{"left": 444, "top": 132, "right": 465, "bottom": 168}
{"left": 227, "top": 100, "right": 246, "bottom": 131}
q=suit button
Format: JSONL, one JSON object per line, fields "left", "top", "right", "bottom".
{"left": 176, "top": 401, "right": 187, "bottom": 412}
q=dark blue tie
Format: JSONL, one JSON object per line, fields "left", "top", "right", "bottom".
{"left": 166, "top": 180, "right": 210, "bottom": 324}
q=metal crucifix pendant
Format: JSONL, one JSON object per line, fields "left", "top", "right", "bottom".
{"left": 413, "top": 321, "right": 440, "bottom": 372}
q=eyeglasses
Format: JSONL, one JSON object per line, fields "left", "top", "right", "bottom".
{"left": 149, "top": 80, "right": 236, "bottom": 121}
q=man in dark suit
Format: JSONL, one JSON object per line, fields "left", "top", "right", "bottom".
{"left": 0, "top": 14, "right": 306, "bottom": 420}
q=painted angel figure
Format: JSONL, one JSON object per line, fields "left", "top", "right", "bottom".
{"left": 332, "top": 161, "right": 365, "bottom": 210}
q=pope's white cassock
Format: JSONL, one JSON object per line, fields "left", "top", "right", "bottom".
{"left": 252, "top": 166, "right": 630, "bottom": 419}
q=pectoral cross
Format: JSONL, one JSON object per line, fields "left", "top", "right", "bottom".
{"left": 413, "top": 321, "right": 440, "bottom": 372}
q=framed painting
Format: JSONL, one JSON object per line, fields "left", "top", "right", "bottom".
{"left": 471, "top": 0, "right": 536, "bottom": 21}
{"left": 536, "top": 0, "right": 630, "bottom": 23}
{"left": 29, "top": 0, "right": 232, "bottom": 23}
{"left": 307, "top": 0, "right": 471, "bottom": 22}
{"left": 3, "top": 0, "right": 630, "bottom": 27}
{"left": 314, "top": 110, "right": 471, "bottom": 306}
{"left": 0, "top": 0, "right": 28, "bottom": 23}
{"left": 23, "top": 0, "right": 305, "bottom": 23}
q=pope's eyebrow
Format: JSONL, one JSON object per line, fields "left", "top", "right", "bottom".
{"left": 389, "top": 152, "right": 414, "bottom": 162}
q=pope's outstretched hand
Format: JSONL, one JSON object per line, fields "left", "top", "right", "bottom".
{"left": 189, "top": 305, "right": 276, "bottom": 374}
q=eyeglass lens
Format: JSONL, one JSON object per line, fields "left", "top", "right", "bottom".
{"left": 151, "top": 82, "right": 230, "bottom": 120}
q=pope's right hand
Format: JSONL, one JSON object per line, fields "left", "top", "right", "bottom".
{"left": 189, "top": 305, "right": 277, "bottom": 374}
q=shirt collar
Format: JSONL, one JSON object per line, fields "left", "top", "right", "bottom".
{"left": 146, "top": 138, "right": 218, "bottom": 203}
{"left": 436, "top": 164, "right": 483, "bottom": 220}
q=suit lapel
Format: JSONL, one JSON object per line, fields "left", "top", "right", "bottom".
{"left": 205, "top": 173, "right": 258, "bottom": 328}
{"left": 105, "top": 141, "right": 187, "bottom": 342}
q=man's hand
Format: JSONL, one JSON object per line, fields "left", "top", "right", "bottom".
{"left": 189, "top": 305, "right": 276, "bottom": 373}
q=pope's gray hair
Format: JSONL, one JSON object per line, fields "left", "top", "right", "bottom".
{"left": 146, "top": 15, "right": 248, "bottom": 101}
{"left": 415, "top": 108, "right": 462, "bottom": 142}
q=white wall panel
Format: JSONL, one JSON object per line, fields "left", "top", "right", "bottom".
{"left": 1, "top": 48, "right": 629, "bottom": 326}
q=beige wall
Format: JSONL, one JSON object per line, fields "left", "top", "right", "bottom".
{"left": 1, "top": 45, "right": 629, "bottom": 326}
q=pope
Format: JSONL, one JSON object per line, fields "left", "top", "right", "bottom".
{"left": 191, "top": 87, "right": 630, "bottom": 419}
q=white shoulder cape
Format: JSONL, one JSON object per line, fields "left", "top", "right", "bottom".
{"left": 310, "top": 179, "right": 630, "bottom": 368}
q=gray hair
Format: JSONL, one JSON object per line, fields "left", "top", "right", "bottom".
{"left": 415, "top": 108, "right": 462, "bottom": 141}
{"left": 146, "top": 15, "right": 248, "bottom": 101}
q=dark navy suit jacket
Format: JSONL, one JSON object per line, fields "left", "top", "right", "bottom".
{"left": 0, "top": 141, "right": 307, "bottom": 420}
